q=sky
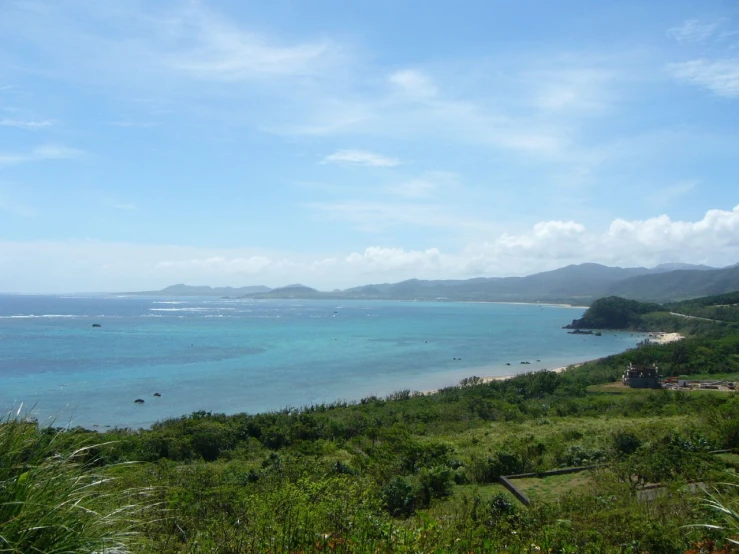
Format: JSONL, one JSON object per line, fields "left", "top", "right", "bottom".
{"left": 1, "top": 0, "right": 739, "bottom": 292}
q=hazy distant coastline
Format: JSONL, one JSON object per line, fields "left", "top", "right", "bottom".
{"left": 121, "top": 261, "right": 739, "bottom": 305}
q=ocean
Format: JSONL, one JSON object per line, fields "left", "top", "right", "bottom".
{"left": 0, "top": 295, "right": 642, "bottom": 429}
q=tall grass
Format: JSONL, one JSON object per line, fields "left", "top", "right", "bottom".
{"left": 0, "top": 416, "right": 148, "bottom": 553}
{"left": 697, "top": 482, "right": 739, "bottom": 546}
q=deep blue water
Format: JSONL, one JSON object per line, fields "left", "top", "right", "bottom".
{"left": 0, "top": 295, "right": 643, "bottom": 429}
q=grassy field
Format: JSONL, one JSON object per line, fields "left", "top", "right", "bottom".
{"left": 511, "top": 470, "right": 596, "bottom": 503}
{"left": 717, "top": 452, "right": 739, "bottom": 470}
{"left": 452, "top": 483, "right": 512, "bottom": 499}
{"left": 587, "top": 381, "right": 737, "bottom": 394}
{"left": 586, "top": 381, "right": 651, "bottom": 394}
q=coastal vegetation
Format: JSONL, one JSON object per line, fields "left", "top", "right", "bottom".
{"left": 3, "top": 293, "right": 739, "bottom": 552}
{"left": 566, "top": 291, "right": 739, "bottom": 334}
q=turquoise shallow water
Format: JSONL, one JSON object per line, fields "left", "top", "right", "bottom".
{"left": 0, "top": 295, "right": 643, "bottom": 429}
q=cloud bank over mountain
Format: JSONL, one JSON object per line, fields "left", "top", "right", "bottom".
{"left": 2, "top": 206, "right": 737, "bottom": 292}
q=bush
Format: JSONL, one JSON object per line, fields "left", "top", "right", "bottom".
{"left": 418, "top": 465, "right": 454, "bottom": 507}
{"left": 611, "top": 430, "right": 642, "bottom": 457}
{"left": 558, "top": 444, "right": 606, "bottom": 467}
{"left": 381, "top": 476, "right": 416, "bottom": 517}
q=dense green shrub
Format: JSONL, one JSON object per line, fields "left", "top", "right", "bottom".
{"left": 381, "top": 476, "right": 416, "bottom": 517}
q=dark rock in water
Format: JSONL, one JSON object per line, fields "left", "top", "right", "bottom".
{"left": 568, "top": 329, "right": 594, "bottom": 335}
{"left": 595, "top": 331, "right": 602, "bottom": 336}
{"left": 134, "top": 398, "right": 145, "bottom": 404}
{"left": 506, "top": 363, "right": 511, "bottom": 366}
{"left": 92, "top": 323, "right": 102, "bottom": 328}
{"left": 153, "top": 392, "right": 161, "bottom": 397}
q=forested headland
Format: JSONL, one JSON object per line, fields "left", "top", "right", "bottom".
{"left": 3, "top": 293, "right": 739, "bottom": 553}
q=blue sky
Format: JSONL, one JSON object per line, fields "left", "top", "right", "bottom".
{"left": 1, "top": 0, "right": 738, "bottom": 292}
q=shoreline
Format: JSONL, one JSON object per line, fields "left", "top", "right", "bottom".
{"left": 16, "top": 331, "right": 686, "bottom": 431}
{"left": 646, "top": 331, "right": 684, "bottom": 345}
{"left": 455, "top": 300, "right": 589, "bottom": 309}
{"left": 420, "top": 362, "right": 583, "bottom": 395}
{"left": 421, "top": 330, "right": 685, "bottom": 396}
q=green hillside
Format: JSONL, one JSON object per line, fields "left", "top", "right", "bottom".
{"left": 565, "top": 291, "right": 739, "bottom": 333}
{"left": 563, "top": 296, "right": 661, "bottom": 329}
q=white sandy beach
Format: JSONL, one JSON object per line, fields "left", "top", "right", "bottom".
{"left": 647, "top": 332, "right": 685, "bottom": 344}
{"left": 478, "top": 363, "right": 576, "bottom": 384}
{"left": 479, "top": 332, "right": 686, "bottom": 383}
{"left": 422, "top": 363, "right": 580, "bottom": 395}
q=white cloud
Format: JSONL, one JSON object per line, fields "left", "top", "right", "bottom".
{"left": 498, "top": 220, "right": 588, "bottom": 249}
{"left": 270, "top": 61, "right": 576, "bottom": 158}
{"left": 1, "top": 2, "right": 620, "bottom": 166}
{"left": 0, "top": 118, "right": 54, "bottom": 130}
{"left": 0, "top": 206, "right": 738, "bottom": 292}
{"left": 2, "top": 1, "right": 341, "bottom": 89}
{"left": 385, "top": 68, "right": 574, "bottom": 157}
{"left": 322, "top": 149, "right": 400, "bottom": 167}
{"left": 32, "top": 145, "right": 86, "bottom": 159}
{"left": 163, "top": 6, "right": 336, "bottom": 81}
{"left": 0, "top": 154, "right": 27, "bottom": 165}
{"left": 0, "top": 144, "right": 86, "bottom": 166}
{"left": 606, "top": 207, "right": 739, "bottom": 253}
{"left": 464, "top": 221, "right": 593, "bottom": 273}
{"left": 389, "top": 69, "right": 438, "bottom": 97}
{"left": 346, "top": 247, "right": 447, "bottom": 273}
{"left": 668, "top": 58, "right": 739, "bottom": 97}
{"left": 473, "top": 207, "right": 739, "bottom": 271}
{"left": 667, "top": 19, "right": 723, "bottom": 43}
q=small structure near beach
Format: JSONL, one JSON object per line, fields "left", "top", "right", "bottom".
{"left": 623, "top": 363, "right": 661, "bottom": 389}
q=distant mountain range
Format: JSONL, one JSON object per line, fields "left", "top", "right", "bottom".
{"left": 126, "top": 284, "right": 272, "bottom": 296}
{"left": 607, "top": 265, "right": 739, "bottom": 303}
{"left": 125, "top": 262, "right": 739, "bottom": 304}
